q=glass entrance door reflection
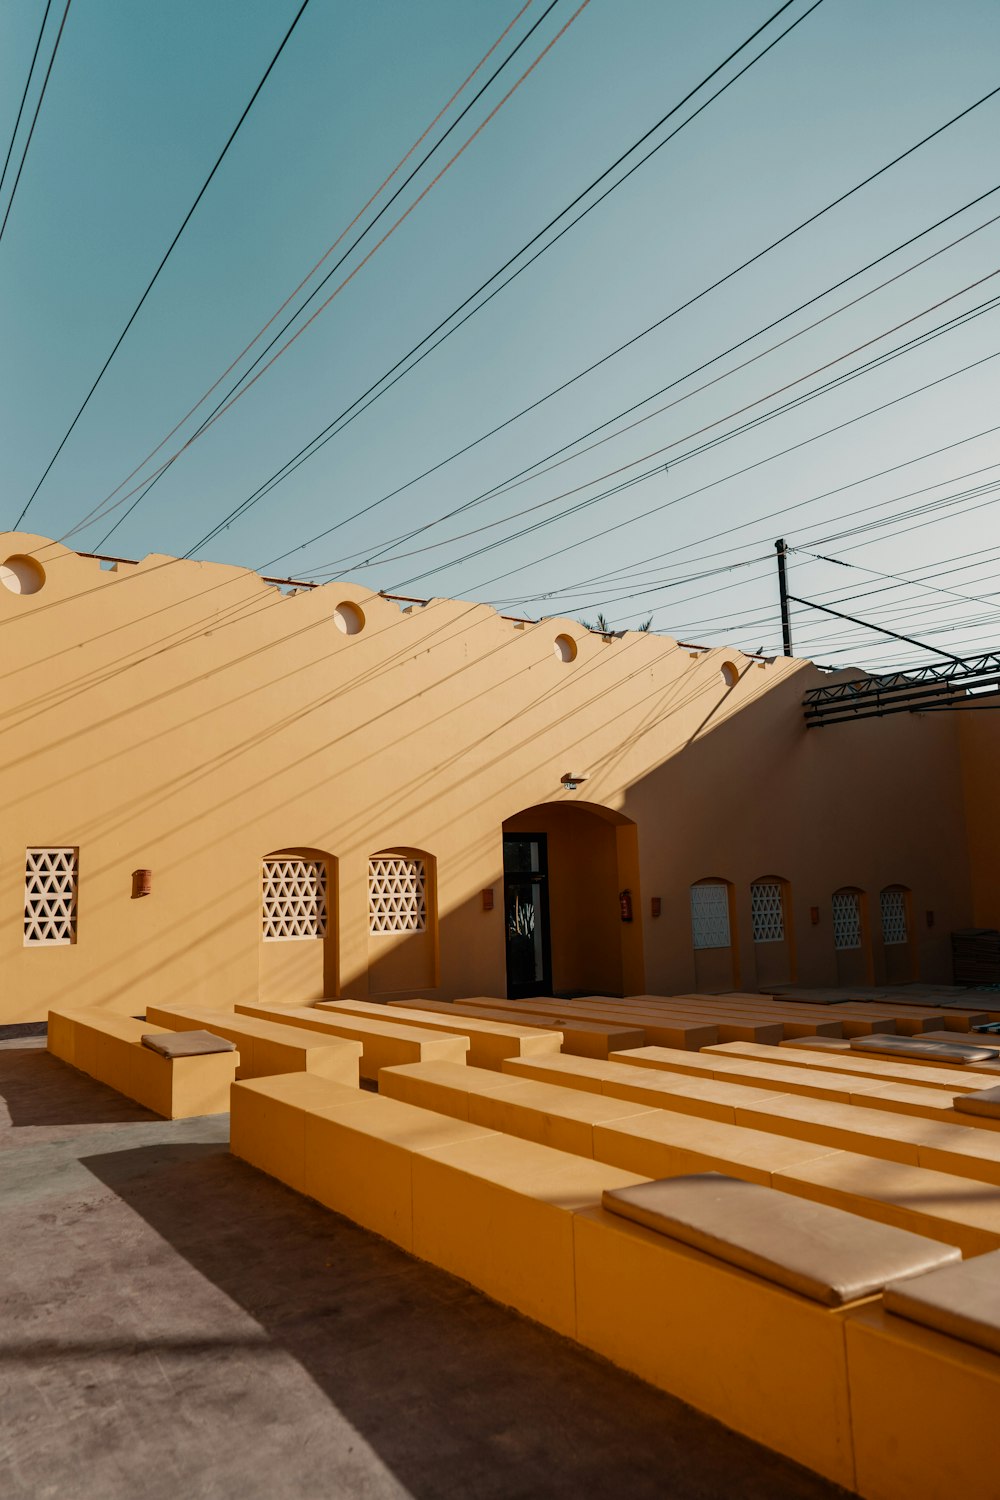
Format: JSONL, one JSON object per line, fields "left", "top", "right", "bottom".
{"left": 503, "top": 834, "right": 552, "bottom": 999}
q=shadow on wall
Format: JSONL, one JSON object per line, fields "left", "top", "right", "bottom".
{"left": 615, "top": 659, "right": 971, "bottom": 993}
{"left": 77, "top": 1142, "right": 839, "bottom": 1500}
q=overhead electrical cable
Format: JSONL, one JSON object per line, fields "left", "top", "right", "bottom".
{"left": 451, "top": 345, "right": 1000, "bottom": 601}
{"left": 251, "top": 76, "right": 1000, "bottom": 574}
{"left": 13, "top": 0, "right": 317, "bottom": 530}
{"left": 92, "top": 0, "right": 556, "bottom": 549}
{"left": 0, "top": 0, "right": 72, "bottom": 251}
{"left": 388, "top": 279, "right": 1000, "bottom": 590}
{"left": 308, "top": 187, "right": 1000, "bottom": 577}
{"left": 176, "top": 0, "right": 828, "bottom": 561}
{"left": 0, "top": 0, "right": 54, "bottom": 209}
{"left": 315, "top": 210, "right": 1000, "bottom": 578}
{"left": 56, "top": 0, "right": 594, "bottom": 547}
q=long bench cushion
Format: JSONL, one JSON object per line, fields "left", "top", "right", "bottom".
{"left": 883, "top": 1250, "right": 1000, "bottom": 1356}
{"left": 602, "top": 1174, "right": 959, "bottom": 1306}
{"left": 142, "top": 1030, "right": 236, "bottom": 1058}
{"left": 954, "top": 1086, "right": 1000, "bottom": 1119}
{"left": 851, "top": 1036, "right": 996, "bottom": 1065}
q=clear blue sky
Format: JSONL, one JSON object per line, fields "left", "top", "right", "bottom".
{"left": 2, "top": 0, "right": 998, "bottom": 668}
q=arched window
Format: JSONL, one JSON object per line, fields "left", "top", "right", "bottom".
{"left": 369, "top": 851, "right": 429, "bottom": 934}
{"left": 750, "top": 877, "right": 786, "bottom": 944}
{"left": 262, "top": 853, "right": 328, "bottom": 941}
{"left": 832, "top": 888, "right": 864, "bottom": 951}
{"left": 690, "top": 879, "right": 732, "bottom": 950}
{"left": 880, "top": 885, "right": 910, "bottom": 946}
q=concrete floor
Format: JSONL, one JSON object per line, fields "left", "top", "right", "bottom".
{"left": 0, "top": 1039, "right": 849, "bottom": 1500}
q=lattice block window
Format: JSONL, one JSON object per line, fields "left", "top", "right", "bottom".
{"left": 369, "top": 856, "right": 427, "bottom": 934}
{"left": 880, "top": 889, "right": 908, "bottom": 946}
{"left": 751, "top": 880, "right": 784, "bottom": 943}
{"left": 262, "top": 858, "right": 327, "bottom": 941}
{"left": 833, "top": 891, "right": 862, "bottom": 950}
{"left": 24, "top": 847, "right": 78, "bottom": 946}
{"left": 690, "top": 884, "right": 731, "bottom": 950}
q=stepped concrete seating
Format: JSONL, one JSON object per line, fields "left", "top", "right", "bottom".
{"left": 230, "top": 1072, "right": 644, "bottom": 1338}
{"left": 48, "top": 1006, "right": 237, "bottom": 1118}
{"left": 608, "top": 1044, "right": 987, "bottom": 1126}
{"left": 382, "top": 1061, "right": 1000, "bottom": 1257}
{"left": 444, "top": 995, "right": 785, "bottom": 1047}
{"left": 576, "top": 1174, "right": 957, "bottom": 1489}
{"left": 847, "top": 1253, "right": 1000, "bottom": 1498}
{"left": 386, "top": 998, "right": 645, "bottom": 1058}
{"left": 317, "top": 998, "right": 562, "bottom": 1070}
{"left": 146, "top": 1004, "right": 361, "bottom": 1085}
{"left": 708, "top": 1039, "right": 1000, "bottom": 1093}
{"left": 955, "top": 1087, "right": 1000, "bottom": 1121}
{"left": 501, "top": 1053, "right": 1000, "bottom": 1186}
{"left": 235, "top": 1002, "right": 469, "bottom": 1081}
{"left": 922, "top": 1029, "right": 1000, "bottom": 1052}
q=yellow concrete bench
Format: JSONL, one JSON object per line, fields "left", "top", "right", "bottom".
{"left": 608, "top": 1043, "right": 981, "bottom": 1126}
{"left": 502, "top": 1053, "right": 1000, "bottom": 1186}
{"left": 846, "top": 1253, "right": 1000, "bottom": 1499}
{"left": 448, "top": 996, "right": 721, "bottom": 1051}
{"left": 235, "top": 1003, "right": 469, "bottom": 1081}
{"left": 146, "top": 1005, "right": 361, "bottom": 1085}
{"left": 774, "top": 1149, "right": 1000, "bottom": 1258}
{"left": 574, "top": 1174, "right": 957, "bottom": 1490}
{"left": 388, "top": 998, "right": 645, "bottom": 1058}
{"left": 381, "top": 1059, "right": 659, "bottom": 1158}
{"left": 317, "top": 998, "right": 561, "bottom": 1071}
{"left": 384, "top": 1062, "right": 1000, "bottom": 1257}
{"left": 48, "top": 1006, "right": 237, "bottom": 1118}
{"left": 709, "top": 1039, "right": 1000, "bottom": 1093}
{"left": 230, "top": 1072, "right": 644, "bottom": 1337}
{"left": 506, "top": 995, "right": 787, "bottom": 1046}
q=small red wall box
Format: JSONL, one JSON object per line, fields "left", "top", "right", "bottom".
{"left": 481, "top": 888, "right": 495, "bottom": 912}
{"left": 651, "top": 896, "right": 662, "bottom": 918}
{"left": 810, "top": 906, "right": 820, "bottom": 926}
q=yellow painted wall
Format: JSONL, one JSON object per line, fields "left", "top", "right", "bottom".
{"left": 0, "top": 533, "right": 983, "bottom": 1023}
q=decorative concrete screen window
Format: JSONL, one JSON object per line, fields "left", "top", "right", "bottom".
{"left": 832, "top": 892, "right": 862, "bottom": 950}
{"left": 750, "top": 881, "right": 784, "bottom": 943}
{"left": 690, "top": 884, "right": 731, "bottom": 949}
{"left": 262, "top": 859, "right": 327, "bottom": 941}
{"left": 369, "top": 856, "right": 427, "bottom": 934}
{"left": 24, "top": 847, "right": 78, "bottom": 946}
{"left": 880, "top": 889, "right": 908, "bottom": 946}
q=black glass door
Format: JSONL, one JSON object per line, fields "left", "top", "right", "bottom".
{"left": 503, "top": 834, "right": 552, "bottom": 999}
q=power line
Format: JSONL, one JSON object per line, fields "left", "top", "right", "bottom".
{"left": 390, "top": 283, "right": 1000, "bottom": 592}
{"left": 175, "top": 0, "right": 827, "bottom": 560}
{"left": 13, "top": 0, "right": 315, "bottom": 531}
{"left": 0, "top": 0, "right": 72, "bottom": 252}
{"left": 0, "top": 0, "right": 54, "bottom": 208}
{"left": 92, "top": 0, "right": 556, "bottom": 548}
{"left": 251, "top": 76, "right": 1000, "bottom": 574}
{"left": 57, "top": 0, "right": 594, "bottom": 546}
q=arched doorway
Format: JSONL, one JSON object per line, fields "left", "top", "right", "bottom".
{"left": 501, "top": 802, "right": 642, "bottom": 998}
{"left": 259, "top": 847, "right": 337, "bottom": 1004}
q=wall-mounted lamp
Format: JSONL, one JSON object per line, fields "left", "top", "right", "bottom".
{"left": 132, "top": 869, "right": 152, "bottom": 899}
{"left": 481, "top": 888, "right": 495, "bottom": 912}
{"left": 560, "top": 772, "right": 587, "bottom": 791}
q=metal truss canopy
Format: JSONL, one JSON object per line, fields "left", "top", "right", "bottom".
{"left": 802, "top": 651, "right": 1000, "bottom": 727}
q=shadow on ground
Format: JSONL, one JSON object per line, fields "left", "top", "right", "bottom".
{"left": 68, "top": 1140, "right": 848, "bottom": 1500}
{"left": 0, "top": 1046, "right": 155, "bottom": 1126}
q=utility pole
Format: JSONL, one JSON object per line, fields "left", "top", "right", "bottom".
{"left": 775, "top": 538, "right": 793, "bottom": 657}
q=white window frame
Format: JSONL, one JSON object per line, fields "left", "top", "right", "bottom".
{"left": 261, "top": 858, "right": 328, "bottom": 942}
{"left": 24, "top": 847, "right": 78, "bottom": 947}
{"left": 880, "top": 888, "right": 909, "bottom": 946}
{"left": 690, "top": 883, "right": 731, "bottom": 950}
{"left": 832, "top": 891, "right": 863, "bottom": 951}
{"left": 750, "top": 880, "right": 784, "bottom": 943}
{"left": 369, "top": 855, "right": 428, "bottom": 935}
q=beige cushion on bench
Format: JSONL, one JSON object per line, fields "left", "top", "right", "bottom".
{"left": 602, "top": 1173, "right": 959, "bottom": 1307}
{"left": 851, "top": 1036, "right": 996, "bottom": 1065}
{"left": 884, "top": 1249, "right": 1000, "bottom": 1356}
{"left": 142, "top": 1029, "right": 236, "bottom": 1058}
{"left": 954, "top": 1085, "right": 1000, "bottom": 1119}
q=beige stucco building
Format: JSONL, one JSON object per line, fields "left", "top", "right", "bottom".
{"left": 1, "top": 531, "right": 997, "bottom": 1025}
